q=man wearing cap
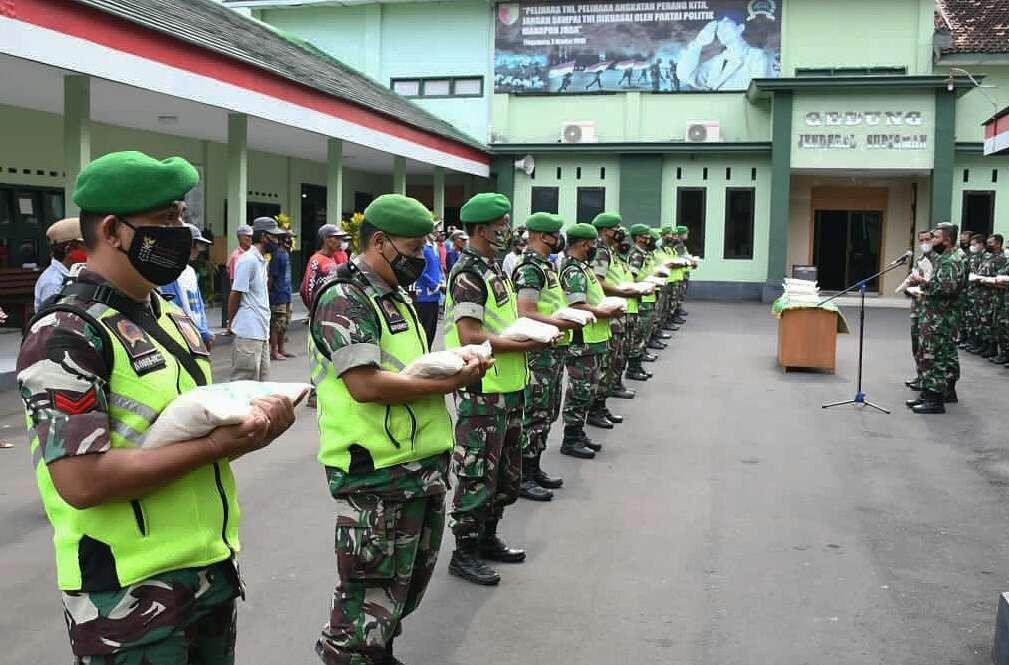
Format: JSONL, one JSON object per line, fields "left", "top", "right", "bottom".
{"left": 309, "top": 193, "right": 490, "bottom": 665}
{"left": 228, "top": 217, "right": 288, "bottom": 381}
{"left": 446, "top": 229, "right": 467, "bottom": 273}
{"left": 590, "top": 213, "right": 644, "bottom": 424}
{"left": 444, "top": 192, "right": 549, "bottom": 586}
{"left": 16, "top": 150, "right": 295, "bottom": 663}
{"left": 226, "top": 224, "right": 253, "bottom": 282}
{"left": 560, "top": 223, "right": 624, "bottom": 457}
{"left": 626, "top": 225, "right": 660, "bottom": 380}
{"left": 34, "top": 217, "right": 88, "bottom": 312}
{"left": 674, "top": 225, "right": 695, "bottom": 317}
{"left": 301, "top": 223, "right": 350, "bottom": 309}
{"left": 267, "top": 227, "right": 296, "bottom": 361}
{"left": 512, "top": 212, "right": 582, "bottom": 501}
{"left": 161, "top": 223, "right": 215, "bottom": 350}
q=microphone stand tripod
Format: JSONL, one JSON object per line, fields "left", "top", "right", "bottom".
{"left": 819, "top": 253, "right": 912, "bottom": 414}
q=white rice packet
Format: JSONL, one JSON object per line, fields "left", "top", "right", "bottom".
{"left": 599, "top": 296, "right": 628, "bottom": 313}
{"left": 554, "top": 307, "right": 596, "bottom": 325}
{"left": 500, "top": 317, "right": 561, "bottom": 343}
{"left": 142, "top": 381, "right": 311, "bottom": 449}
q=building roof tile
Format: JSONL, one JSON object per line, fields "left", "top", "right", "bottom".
{"left": 73, "top": 0, "right": 487, "bottom": 151}
{"left": 935, "top": 0, "right": 1009, "bottom": 54}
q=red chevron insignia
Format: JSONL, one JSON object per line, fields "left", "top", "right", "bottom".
{"left": 52, "top": 388, "right": 97, "bottom": 415}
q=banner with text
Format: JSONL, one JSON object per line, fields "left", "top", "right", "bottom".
{"left": 494, "top": 1, "right": 782, "bottom": 94}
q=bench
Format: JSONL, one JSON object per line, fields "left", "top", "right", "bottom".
{"left": 0, "top": 267, "right": 40, "bottom": 334}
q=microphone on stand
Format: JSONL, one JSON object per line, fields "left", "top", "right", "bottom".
{"left": 888, "top": 250, "right": 913, "bottom": 266}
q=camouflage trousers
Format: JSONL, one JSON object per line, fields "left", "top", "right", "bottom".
{"left": 598, "top": 318, "right": 628, "bottom": 399}
{"left": 964, "top": 286, "right": 983, "bottom": 339}
{"left": 72, "top": 563, "right": 239, "bottom": 665}
{"left": 910, "top": 304, "right": 921, "bottom": 376}
{"left": 317, "top": 493, "right": 445, "bottom": 665}
{"left": 996, "top": 292, "right": 1009, "bottom": 352}
{"left": 564, "top": 344, "right": 605, "bottom": 426}
{"left": 521, "top": 347, "right": 566, "bottom": 460}
{"left": 630, "top": 304, "right": 655, "bottom": 359}
{"left": 672, "top": 280, "right": 686, "bottom": 311}
{"left": 918, "top": 310, "right": 961, "bottom": 394}
{"left": 977, "top": 290, "right": 996, "bottom": 344}
{"left": 450, "top": 393, "right": 523, "bottom": 540}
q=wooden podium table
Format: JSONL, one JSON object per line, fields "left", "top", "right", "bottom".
{"left": 777, "top": 307, "right": 839, "bottom": 372}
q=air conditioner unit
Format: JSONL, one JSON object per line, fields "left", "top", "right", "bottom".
{"left": 561, "top": 121, "right": 598, "bottom": 144}
{"left": 685, "top": 121, "right": 721, "bottom": 143}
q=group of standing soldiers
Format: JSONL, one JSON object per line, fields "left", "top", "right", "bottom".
{"left": 903, "top": 222, "right": 1009, "bottom": 414}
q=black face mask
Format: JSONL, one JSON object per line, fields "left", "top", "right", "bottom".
{"left": 618, "top": 241, "right": 631, "bottom": 254}
{"left": 117, "top": 218, "right": 192, "bottom": 286}
{"left": 382, "top": 238, "right": 427, "bottom": 287}
{"left": 547, "top": 233, "right": 565, "bottom": 254}
{"left": 612, "top": 229, "right": 627, "bottom": 243}
{"left": 933, "top": 240, "right": 947, "bottom": 254}
{"left": 585, "top": 245, "right": 598, "bottom": 262}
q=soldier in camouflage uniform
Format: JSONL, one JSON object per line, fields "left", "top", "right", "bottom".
{"left": 445, "top": 193, "right": 550, "bottom": 586}
{"left": 589, "top": 212, "right": 644, "bottom": 428}
{"left": 972, "top": 234, "right": 1004, "bottom": 359}
{"left": 511, "top": 212, "right": 582, "bottom": 501}
{"left": 903, "top": 229, "right": 935, "bottom": 392}
{"left": 559, "top": 223, "right": 623, "bottom": 457}
{"left": 626, "top": 225, "right": 661, "bottom": 380}
{"left": 980, "top": 234, "right": 1009, "bottom": 364}
{"left": 906, "top": 223, "right": 967, "bottom": 414}
{"left": 16, "top": 151, "right": 295, "bottom": 665}
{"left": 961, "top": 233, "right": 988, "bottom": 352}
{"left": 310, "top": 195, "right": 489, "bottom": 664}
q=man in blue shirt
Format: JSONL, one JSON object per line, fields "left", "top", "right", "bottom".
{"left": 414, "top": 233, "right": 443, "bottom": 346}
{"left": 268, "top": 233, "right": 295, "bottom": 360}
{"left": 34, "top": 218, "right": 87, "bottom": 312}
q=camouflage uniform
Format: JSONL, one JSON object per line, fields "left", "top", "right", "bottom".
{"left": 964, "top": 250, "right": 986, "bottom": 341}
{"left": 994, "top": 255, "right": 1009, "bottom": 355}
{"left": 918, "top": 249, "right": 968, "bottom": 394}
{"left": 447, "top": 249, "right": 524, "bottom": 541}
{"left": 591, "top": 241, "right": 628, "bottom": 398}
{"left": 16, "top": 269, "right": 241, "bottom": 663}
{"left": 908, "top": 253, "right": 933, "bottom": 376}
{"left": 560, "top": 255, "right": 608, "bottom": 426}
{"left": 977, "top": 250, "right": 1002, "bottom": 348}
{"left": 310, "top": 259, "right": 450, "bottom": 665}
{"left": 628, "top": 244, "right": 655, "bottom": 359}
{"left": 513, "top": 249, "right": 566, "bottom": 460}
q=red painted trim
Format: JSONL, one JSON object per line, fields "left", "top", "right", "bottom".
{"left": 8, "top": 0, "right": 489, "bottom": 165}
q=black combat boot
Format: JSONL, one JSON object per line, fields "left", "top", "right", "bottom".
{"left": 579, "top": 428, "right": 602, "bottom": 452}
{"left": 478, "top": 520, "right": 526, "bottom": 563}
{"left": 626, "top": 361, "right": 650, "bottom": 381}
{"left": 905, "top": 376, "right": 922, "bottom": 391}
{"left": 449, "top": 539, "right": 500, "bottom": 585}
{"left": 602, "top": 404, "right": 624, "bottom": 424}
{"left": 587, "top": 402, "right": 614, "bottom": 429}
{"left": 661, "top": 321, "right": 677, "bottom": 332}
{"left": 672, "top": 315, "right": 687, "bottom": 325}
{"left": 532, "top": 452, "right": 563, "bottom": 489}
{"left": 678, "top": 308, "right": 689, "bottom": 316}
{"left": 944, "top": 380, "right": 958, "bottom": 403}
{"left": 905, "top": 392, "right": 926, "bottom": 408}
{"left": 981, "top": 342, "right": 998, "bottom": 359}
{"left": 560, "top": 425, "right": 596, "bottom": 458}
{"left": 647, "top": 337, "right": 667, "bottom": 350}
{"left": 609, "top": 380, "right": 637, "bottom": 399}
{"left": 518, "top": 457, "right": 553, "bottom": 501}
{"left": 990, "top": 350, "right": 1007, "bottom": 364}
{"left": 911, "top": 389, "right": 946, "bottom": 414}
{"left": 657, "top": 330, "right": 673, "bottom": 339}
{"left": 641, "top": 352, "right": 658, "bottom": 363}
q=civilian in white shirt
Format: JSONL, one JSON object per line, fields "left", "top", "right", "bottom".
{"left": 34, "top": 217, "right": 88, "bottom": 312}
{"left": 227, "top": 217, "right": 287, "bottom": 381}
{"left": 501, "top": 237, "right": 526, "bottom": 279}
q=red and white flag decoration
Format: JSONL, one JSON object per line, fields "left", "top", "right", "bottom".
{"left": 984, "top": 108, "right": 1009, "bottom": 156}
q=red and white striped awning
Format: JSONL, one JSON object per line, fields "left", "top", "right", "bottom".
{"left": 983, "top": 107, "right": 1009, "bottom": 156}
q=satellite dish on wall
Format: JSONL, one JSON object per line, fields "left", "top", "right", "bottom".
{"left": 514, "top": 154, "right": 536, "bottom": 176}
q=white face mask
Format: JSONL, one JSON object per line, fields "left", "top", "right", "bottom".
{"left": 341, "top": 240, "right": 350, "bottom": 251}
{"left": 970, "top": 245, "right": 981, "bottom": 254}
{"left": 919, "top": 243, "right": 932, "bottom": 254}
{"left": 1004, "top": 249, "right": 1009, "bottom": 258}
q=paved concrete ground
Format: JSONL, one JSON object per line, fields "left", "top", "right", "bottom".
{"left": 1, "top": 302, "right": 1008, "bottom": 664}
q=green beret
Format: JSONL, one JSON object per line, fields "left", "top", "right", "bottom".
{"left": 676, "top": 225, "right": 689, "bottom": 234}
{"left": 649, "top": 229, "right": 661, "bottom": 239}
{"left": 526, "top": 212, "right": 563, "bottom": 233}
{"left": 363, "top": 194, "right": 433, "bottom": 237}
{"left": 73, "top": 151, "right": 199, "bottom": 216}
{"left": 460, "top": 193, "right": 511, "bottom": 224}
{"left": 565, "top": 223, "right": 598, "bottom": 240}
{"left": 591, "top": 212, "right": 622, "bottom": 229}
{"left": 660, "top": 226, "right": 674, "bottom": 234}
{"left": 629, "top": 223, "right": 651, "bottom": 238}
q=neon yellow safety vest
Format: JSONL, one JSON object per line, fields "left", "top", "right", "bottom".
{"left": 634, "top": 249, "right": 658, "bottom": 304}
{"left": 29, "top": 296, "right": 237, "bottom": 592}
{"left": 562, "top": 258, "right": 612, "bottom": 344}
{"left": 310, "top": 278, "right": 453, "bottom": 472}
{"left": 605, "top": 249, "right": 639, "bottom": 315}
{"left": 444, "top": 253, "right": 529, "bottom": 394}
{"left": 514, "top": 253, "right": 571, "bottom": 346}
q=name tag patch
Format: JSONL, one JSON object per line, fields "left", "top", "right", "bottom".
{"left": 378, "top": 296, "right": 409, "bottom": 334}
{"left": 489, "top": 276, "right": 510, "bottom": 307}
{"left": 105, "top": 313, "right": 167, "bottom": 376}
{"left": 169, "top": 312, "right": 210, "bottom": 357}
